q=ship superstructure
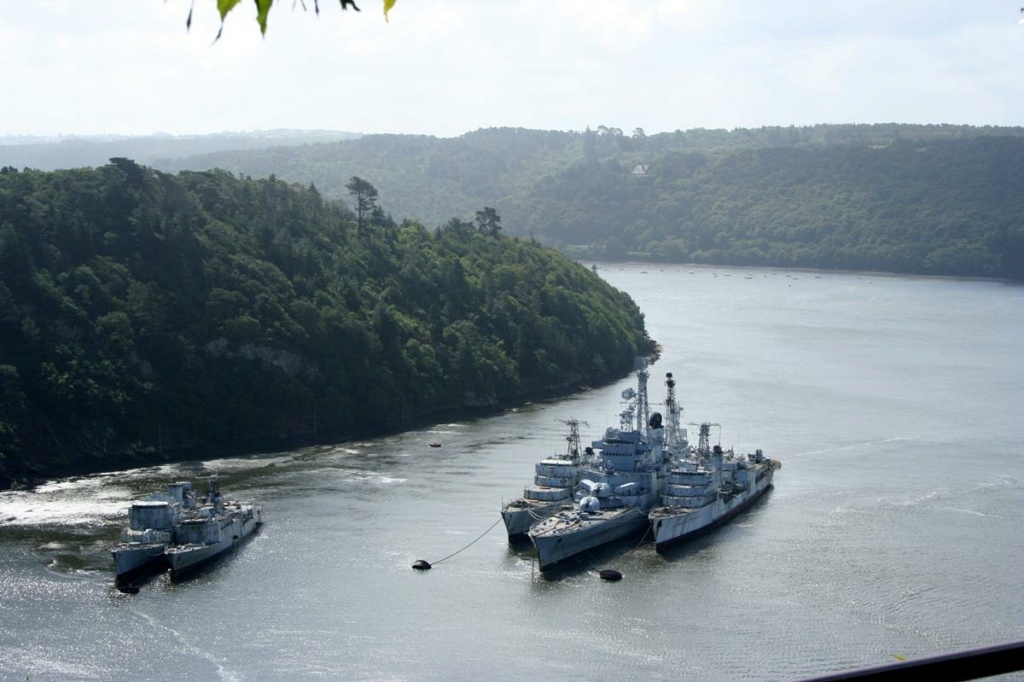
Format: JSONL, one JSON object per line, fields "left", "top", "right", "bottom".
{"left": 529, "top": 358, "right": 671, "bottom": 571}
{"left": 501, "top": 418, "right": 591, "bottom": 540}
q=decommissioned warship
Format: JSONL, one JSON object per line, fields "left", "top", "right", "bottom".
{"left": 111, "top": 480, "right": 197, "bottom": 585}
{"left": 111, "top": 474, "right": 262, "bottom": 587}
{"left": 528, "top": 358, "right": 673, "bottom": 571}
{"left": 527, "top": 357, "right": 779, "bottom": 571}
{"left": 501, "top": 417, "right": 592, "bottom": 541}
{"left": 649, "top": 421, "right": 778, "bottom": 551}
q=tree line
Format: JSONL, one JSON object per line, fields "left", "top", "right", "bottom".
{"left": 0, "top": 160, "right": 652, "bottom": 487}
{"left": 152, "top": 123, "right": 1024, "bottom": 280}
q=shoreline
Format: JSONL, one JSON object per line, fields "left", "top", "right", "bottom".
{"left": 0, "top": 350, "right": 662, "bottom": 491}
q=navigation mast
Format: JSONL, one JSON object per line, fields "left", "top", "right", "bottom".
{"left": 663, "top": 372, "right": 688, "bottom": 455}
{"left": 556, "top": 417, "right": 588, "bottom": 462}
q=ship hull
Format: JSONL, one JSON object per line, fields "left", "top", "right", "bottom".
{"left": 112, "top": 543, "right": 169, "bottom": 585}
{"left": 501, "top": 500, "right": 566, "bottom": 540}
{"left": 165, "top": 512, "right": 261, "bottom": 577}
{"left": 529, "top": 507, "right": 649, "bottom": 572}
{"left": 502, "top": 507, "right": 541, "bottom": 541}
{"left": 651, "top": 475, "right": 773, "bottom": 552}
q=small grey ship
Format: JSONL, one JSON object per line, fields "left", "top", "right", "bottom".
{"left": 649, "top": 422, "right": 778, "bottom": 551}
{"left": 501, "top": 418, "right": 592, "bottom": 541}
{"left": 111, "top": 481, "right": 197, "bottom": 585}
{"left": 112, "top": 474, "right": 262, "bottom": 587}
{"left": 163, "top": 474, "right": 262, "bottom": 577}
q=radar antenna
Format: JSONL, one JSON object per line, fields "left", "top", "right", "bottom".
{"left": 663, "top": 372, "right": 688, "bottom": 455}
{"left": 618, "top": 358, "right": 651, "bottom": 434}
{"left": 634, "top": 357, "right": 650, "bottom": 435}
{"left": 556, "top": 417, "right": 588, "bottom": 461}
{"left": 689, "top": 422, "right": 721, "bottom": 463}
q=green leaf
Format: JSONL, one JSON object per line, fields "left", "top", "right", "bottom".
{"left": 255, "top": 0, "right": 273, "bottom": 35}
{"left": 217, "top": 0, "right": 243, "bottom": 21}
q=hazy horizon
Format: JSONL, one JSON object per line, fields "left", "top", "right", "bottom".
{"left": 5, "top": 120, "right": 1024, "bottom": 146}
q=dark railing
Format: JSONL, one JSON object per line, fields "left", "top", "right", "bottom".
{"left": 800, "top": 640, "right": 1024, "bottom": 682}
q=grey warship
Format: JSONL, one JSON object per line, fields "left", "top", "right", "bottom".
{"left": 529, "top": 358, "right": 672, "bottom": 571}
{"left": 163, "top": 474, "right": 262, "bottom": 577}
{"left": 111, "top": 481, "right": 197, "bottom": 585}
{"left": 649, "top": 421, "right": 778, "bottom": 551}
{"left": 112, "top": 474, "right": 262, "bottom": 586}
{"left": 501, "top": 418, "right": 592, "bottom": 541}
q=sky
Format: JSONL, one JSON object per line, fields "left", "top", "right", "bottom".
{"left": 1, "top": 0, "right": 1022, "bottom": 139}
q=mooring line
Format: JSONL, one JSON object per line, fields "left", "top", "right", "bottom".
{"left": 413, "top": 516, "right": 503, "bottom": 570}
{"left": 625, "top": 522, "right": 653, "bottom": 557}
{"left": 596, "top": 522, "right": 653, "bottom": 581}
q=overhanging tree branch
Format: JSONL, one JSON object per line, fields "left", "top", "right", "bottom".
{"left": 184, "top": 0, "right": 398, "bottom": 39}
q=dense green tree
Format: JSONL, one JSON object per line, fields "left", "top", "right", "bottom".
{"left": 150, "top": 124, "right": 1024, "bottom": 280}
{"left": 0, "top": 161, "right": 652, "bottom": 487}
{"left": 346, "top": 176, "right": 378, "bottom": 231}
{"left": 475, "top": 207, "right": 502, "bottom": 236}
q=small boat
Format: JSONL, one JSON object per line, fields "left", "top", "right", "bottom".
{"left": 429, "top": 441, "right": 442, "bottom": 448}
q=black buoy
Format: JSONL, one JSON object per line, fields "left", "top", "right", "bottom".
{"left": 412, "top": 559, "right": 432, "bottom": 570}
{"left": 599, "top": 569, "right": 623, "bottom": 581}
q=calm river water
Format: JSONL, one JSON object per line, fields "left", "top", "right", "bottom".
{"left": 1, "top": 264, "right": 1022, "bottom": 681}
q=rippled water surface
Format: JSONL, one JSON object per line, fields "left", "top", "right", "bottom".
{"left": 2, "top": 264, "right": 1022, "bottom": 681}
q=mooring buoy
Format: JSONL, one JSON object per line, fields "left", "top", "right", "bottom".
{"left": 412, "top": 559, "right": 432, "bottom": 570}
{"left": 599, "top": 569, "right": 623, "bottom": 581}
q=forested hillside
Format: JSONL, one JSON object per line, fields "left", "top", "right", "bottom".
{"left": 0, "top": 160, "right": 652, "bottom": 487}
{"left": 155, "top": 124, "right": 1024, "bottom": 280}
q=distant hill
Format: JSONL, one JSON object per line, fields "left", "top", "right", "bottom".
{"left": 0, "top": 130, "right": 361, "bottom": 172}
{"left": 150, "top": 123, "right": 1024, "bottom": 280}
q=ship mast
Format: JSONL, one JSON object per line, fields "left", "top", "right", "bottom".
{"left": 663, "top": 372, "right": 687, "bottom": 454}
{"left": 617, "top": 356, "right": 650, "bottom": 435}
{"left": 556, "top": 417, "right": 588, "bottom": 462}
{"left": 692, "top": 422, "right": 721, "bottom": 464}
{"left": 635, "top": 356, "right": 650, "bottom": 435}
{"left": 697, "top": 422, "right": 711, "bottom": 457}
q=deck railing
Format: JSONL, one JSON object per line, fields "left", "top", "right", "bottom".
{"left": 799, "top": 640, "right": 1024, "bottom": 682}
